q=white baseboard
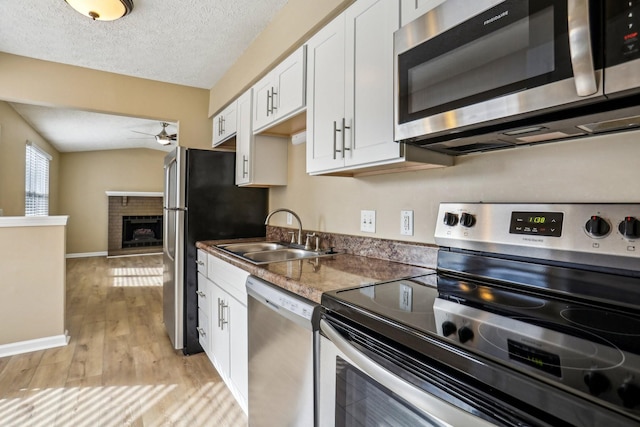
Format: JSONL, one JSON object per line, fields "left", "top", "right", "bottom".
{"left": 0, "top": 332, "right": 70, "bottom": 358}
{"left": 66, "top": 251, "right": 108, "bottom": 259}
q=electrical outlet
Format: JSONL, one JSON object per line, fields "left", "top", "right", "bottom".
{"left": 360, "top": 210, "right": 376, "bottom": 233}
{"left": 286, "top": 213, "right": 293, "bottom": 225}
{"left": 401, "top": 210, "right": 414, "bottom": 236}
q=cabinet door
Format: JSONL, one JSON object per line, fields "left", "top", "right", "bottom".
{"left": 228, "top": 297, "right": 248, "bottom": 412}
{"left": 345, "top": 0, "right": 400, "bottom": 167}
{"left": 222, "top": 102, "right": 237, "bottom": 139}
{"left": 400, "top": 0, "right": 446, "bottom": 26}
{"left": 306, "top": 14, "right": 347, "bottom": 173}
{"left": 253, "top": 74, "right": 274, "bottom": 132}
{"left": 273, "top": 47, "right": 306, "bottom": 122}
{"left": 209, "top": 283, "right": 230, "bottom": 377}
{"left": 212, "top": 101, "right": 238, "bottom": 146}
{"left": 236, "top": 90, "right": 253, "bottom": 185}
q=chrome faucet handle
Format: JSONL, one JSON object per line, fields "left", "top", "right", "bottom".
{"left": 315, "top": 236, "right": 320, "bottom": 252}
{"left": 287, "top": 231, "right": 296, "bottom": 244}
{"left": 305, "top": 233, "right": 316, "bottom": 250}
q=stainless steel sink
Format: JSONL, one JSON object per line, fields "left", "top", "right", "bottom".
{"left": 217, "top": 241, "right": 336, "bottom": 264}
{"left": 218, "top": 242, "right": 287, "bottom": 254}
{"left": 242, "top": 248, "right": 320, "bottom": 264}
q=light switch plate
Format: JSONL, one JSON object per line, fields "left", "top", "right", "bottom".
{"left": 286, "top": 213, "right": 293, "bottom": 225}
{"left": 361, "top": 210, "right": 376, "bottom": 233}
{"left": 401, "top": 210, "right": 414, "bottom": 236}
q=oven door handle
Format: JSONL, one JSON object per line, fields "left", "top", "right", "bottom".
{"left": 568, "top": 0, "right": 597, "bottom": 96}
{"left": 320, "top": 319, "right": 496, "bottom": 427}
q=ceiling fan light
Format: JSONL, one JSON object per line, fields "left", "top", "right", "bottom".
{"left": 64, "top": 0, "right": 134, "bottom": 21}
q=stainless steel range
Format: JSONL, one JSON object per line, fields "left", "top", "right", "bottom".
{"left": 319, "top": 203, "right": 640, "bottom": 426}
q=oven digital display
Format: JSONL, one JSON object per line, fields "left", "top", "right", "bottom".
{"left": 508, "top": 340, "right": 561, "bottom": 377}
{"left": 509, "top": 211, "right": 563, "bottom": 237}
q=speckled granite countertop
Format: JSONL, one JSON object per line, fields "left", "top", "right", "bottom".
{"left": 196, "top": 238, "right": 435, "bottom": 304}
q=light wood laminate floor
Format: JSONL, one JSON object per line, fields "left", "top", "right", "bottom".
{"left": 0, "top": 255, "right": 247, "bottom": 427}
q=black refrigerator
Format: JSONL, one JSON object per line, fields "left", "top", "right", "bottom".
{"left": 163, "top": 147, "right": 267, "bottom": 355}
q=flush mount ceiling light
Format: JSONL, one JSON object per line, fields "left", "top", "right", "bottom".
{"left": 65, "top": 0, "right": 134, "bottom": 21}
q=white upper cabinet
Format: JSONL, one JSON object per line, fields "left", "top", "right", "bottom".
{"left": 307, "top": 0, "right": 400, "bottom": 174}
{"left": 212, "top": 100, "right": 238, "bottom": 147}
{"left": 400, "top": 0, "right": 447, "bottom": 26}
{"left": 253, "top": 46, "right": 306, "bottom": 133}
{"left": 306, "top": 0, "right": 452, "bottom": 176}
{"left": 305, "top": 14, "right": 346, "bottom": 173}
{"left": 236, "top": 89, "right": 288, "bottom": 187}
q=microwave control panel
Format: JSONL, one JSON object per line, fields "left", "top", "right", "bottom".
{"left": 606, "top": 0, "right": 640, "bottom": 65}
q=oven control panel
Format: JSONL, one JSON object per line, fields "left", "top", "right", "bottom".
{"left": 433, "top": 298, "right": 640, "bottom": 414}
{"left": 434, "top": 203, "right": 640, "bottom": 271}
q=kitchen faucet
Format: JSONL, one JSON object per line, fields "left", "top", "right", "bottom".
{"left": 264, "top": 208, "right": 303, "bottom": 246}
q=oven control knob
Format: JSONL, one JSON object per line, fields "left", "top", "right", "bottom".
{"left": 583, "top": 371, "right": 610, "bottom": 396}
{"left": 585, "top": 216, "right": 610, "bottom": 237}
{"left": 618, "top": 217, "right": 640, "bottom": 239}
{"left": 443, "top": 212, "right": 459, "bottom": 227}
{"left": 460, "top": 213, "right": 476, "bottom": 228}
{"left": 618, "top": 380, "right": 640, "bottom": 408}
{"left": 441, "top": 321, "right": 457, "bottom": 337}
{"left": 457, "top": 326, "right": 474, "bottom": 343}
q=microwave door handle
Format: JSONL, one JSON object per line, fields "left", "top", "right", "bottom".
{"left": 567, "top": 0, "right": 597, "bottom": 96}
{"left": 319, "top": 319, "right": 496, "bottom": 427}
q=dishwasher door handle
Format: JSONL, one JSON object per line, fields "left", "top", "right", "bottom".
{"left": 320, "top": 319, "right": 496, "bottom": 427}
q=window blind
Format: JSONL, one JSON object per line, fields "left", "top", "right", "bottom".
{"left": 25, "top": 142, "right": 52, "bottom": 216}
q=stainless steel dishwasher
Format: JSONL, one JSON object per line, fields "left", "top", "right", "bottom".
{"left": 246, "top": 275, "right": 319, "bottom": 427}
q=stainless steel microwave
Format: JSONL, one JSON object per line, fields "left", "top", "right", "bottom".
{"left": 394, "top": 0, "right": 640, "bottom": 154}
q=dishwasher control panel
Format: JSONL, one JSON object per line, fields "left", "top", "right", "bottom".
{"left": 246, "top": 275, "right": 318, "bottom": 321}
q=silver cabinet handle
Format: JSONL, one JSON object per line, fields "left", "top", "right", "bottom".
{"left": 266, "top": 90, "right": 272, "bottom": 117}
{"left": 242, "top": 155, "right": 249, "bottom": 178}
{"left": 220, "top": 300, "right": 229, "bottom": 330}
{"left": 271, "top": 87, "right": 277, "bottom": 112}
{"left": 217, "top": 298, "right": 222, "bottom": 328}
{"left": 568, "top": 0, "right": 597, "bottom": 96}
{"left": 196, "top": 290, "right": 206, "bottom": 298}
{"left": 196, "top": 260, "right": 205, "bottom": 266}
{"left": 319, "top": 319, "right": 495, "bottom": 427}
{"left": 221, "top": 116, "right": 225, "bottom": 135}
{"left": 197, "top": 326, "right": 206, "bottom": 337}
{"left": 342, "top": 118, "right": 351, "bottom": 156}
{"left": 333, "top": 120, "right": 340, "bottom": 160}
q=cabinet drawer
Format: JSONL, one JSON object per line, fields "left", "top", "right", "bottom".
{"left": 197, "top": 307, "right": 210, "bottom": 355}
{"left": 208, "top": 254, "right": 250, "bottom": 304}
{"left": 197, "top": 249, "right": 208, "bottom": 274}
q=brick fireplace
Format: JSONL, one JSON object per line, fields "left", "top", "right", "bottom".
{"left": 107, "top": 192, "right": 163, "bottom": 256}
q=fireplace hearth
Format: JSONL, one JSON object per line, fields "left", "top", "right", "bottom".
{"left": 122, "top": 215, "right": 163, "bottom": 248}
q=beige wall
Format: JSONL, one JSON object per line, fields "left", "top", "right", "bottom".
{"left": 269, "top": 131, "right": 640, "bottom": 244}
{"left": 208, "top": 0, "right": 353, "bottom": 116}
{"left": 0, "top": 223, "right": 66, "bottom": 346}
{"left": 0, "top": 52, "right": 212, "bottom": 150}
{"left": 0, "top": 101, "right": 60, "bottom": 216}
{"left": 59, "top": 149, "right": 166, "bottom": 254}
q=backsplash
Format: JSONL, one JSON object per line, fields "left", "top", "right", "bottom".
{"left": 266, "top": 226, "right": 438, "bottom": 269}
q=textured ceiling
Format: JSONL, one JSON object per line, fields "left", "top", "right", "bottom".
{"left": 10, "top": 103, "right": 177, "bottom": 153}
{"left": 0, "top": 0, "right": 289, "bottom": 89}
{"left": 0, "top": 0, "right": 289, "bottom": 152}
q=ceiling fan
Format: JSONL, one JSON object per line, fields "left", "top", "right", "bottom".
{"left": 131, "top": 122, "right": 177, "bottom": 145}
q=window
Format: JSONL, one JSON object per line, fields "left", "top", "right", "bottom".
{"left": 25, "top": 142, "right": 51, "bottom": 216}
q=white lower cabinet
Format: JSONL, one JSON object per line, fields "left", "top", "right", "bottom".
{"left": 197, "top": 251, "right": 250, "bottom": 415}
{"left": 196, "top": 271, "right": 212, "bottom": 356}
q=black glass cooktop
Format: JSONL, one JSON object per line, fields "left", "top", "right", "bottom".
{"left": 322, "top": 271, "right": 640, "bottom": 356}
